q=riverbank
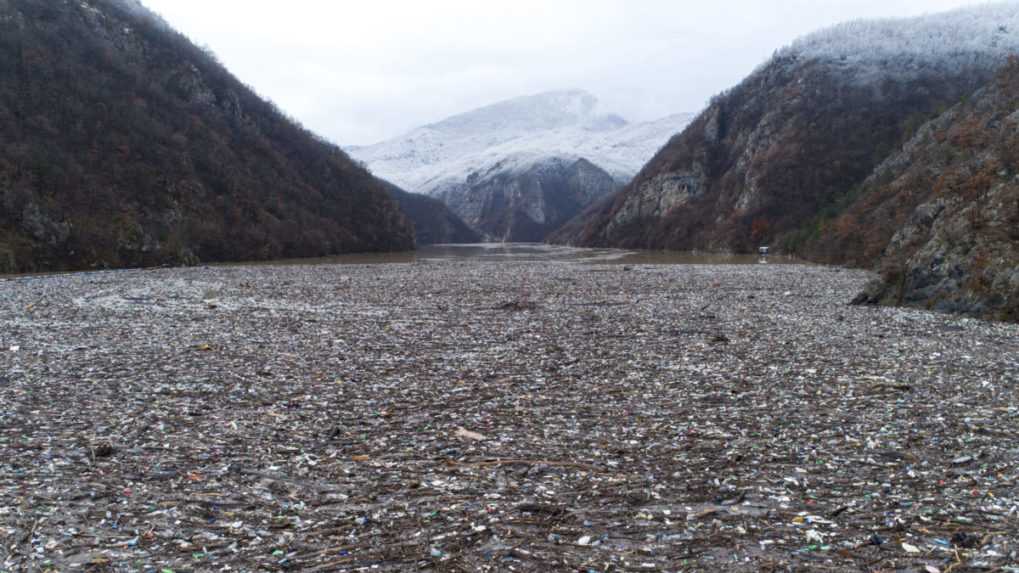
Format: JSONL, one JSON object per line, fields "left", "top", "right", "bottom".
{"left": 1, "top": 260, "right": 1017, "bottom": 571}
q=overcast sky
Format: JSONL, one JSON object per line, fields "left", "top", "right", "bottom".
{"left": 142, "top": 0, "right": 993, "bottom": 145}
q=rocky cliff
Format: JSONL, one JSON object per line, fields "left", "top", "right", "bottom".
{"left": 847, "top": 60, "right": 1019, "bottom": 321}
{"left": 0, "top": 0, "right": 413, "bottom": 273}
{"left": 553, "top": 5, "right": 1019, "bottom": 255}
{"left": 434, "top": 156, "right": 620, "bottom": 242}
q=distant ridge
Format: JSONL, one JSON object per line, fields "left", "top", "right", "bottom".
{"left": 382, "top": 182, "right": 481, "bottom": 246}
{"left": 352, "top": 90, "right": 694, "bottom": 194}
{"left": 351, "top": 90, "right": 692, "bottom": 241}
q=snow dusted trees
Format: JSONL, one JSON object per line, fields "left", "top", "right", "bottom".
{"left": 557, "top": 3, "right": 1019, "bottom": 254}
{"left": 777, "top": 3, "right": 1019, "bottom": 81}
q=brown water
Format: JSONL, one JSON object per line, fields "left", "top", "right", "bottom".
{"left": 0, "top": 244, "right": 802, "bottom": 279}
{"left": 254, "top": 243, "right": 803, "bottom": 266}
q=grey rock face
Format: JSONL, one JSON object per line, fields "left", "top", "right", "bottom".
{"left": 556, "top": 8, "right": 1017, "bottom": 253}
{"left": 437, "top": 157, "right": 620, "bottom": 242}
{"left": 863, "top": 183, "right": 1019, "bottom": 319}
{"left": 606, "top": 170, "right": 704, "bottom": 237}
{"left": 172, "top": 64, "right": 217, "bottom": 106}
{"left": 21, "top": 203, "right": 70, "bottom": 246}
{"left": 850, "top": 62, "right": 1019, "bottom": 321}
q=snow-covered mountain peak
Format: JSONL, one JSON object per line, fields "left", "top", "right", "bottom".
{"left": 350, "top": 91, "right": 693, "bottom": 195}
{"left": 424, "top": 89, "right": 608, "bottom": 137}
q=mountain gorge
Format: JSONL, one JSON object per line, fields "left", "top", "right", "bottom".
{"left": 1, "top": 0, "right": 1015, "bottom": 320}
{"left": 0, "top": 0, "right": 413, "bottom": 273}
{"left": 555, "top": 5, "right": 1019, "bottom": 253}
{"left": 552, "top": 4, "right": 1019, "bottom": 319}
{"left": 351, "top": 91, "right": 693, "bottom": 241}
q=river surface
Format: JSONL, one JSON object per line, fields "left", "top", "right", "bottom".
{"left": 0, "top": 244, "right": 802, "bottom": 280}
{"left": 255, "top": 243, "right": 802, "bottom": 267}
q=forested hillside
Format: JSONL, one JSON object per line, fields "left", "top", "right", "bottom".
{"left": 0, "top": 0, "right": 413, "bottom": 273}
{"left": 553, "top": 5, "right": 1019, "bottom": 256}
{"left": 844, "top": 60, "right": 1019, "bottom": 320}
{"left": 383, "top": 183, "right": 481, "bottom": 245}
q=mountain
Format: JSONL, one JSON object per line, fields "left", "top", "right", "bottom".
{"left": 553, "top": 4, "right": 1019, "bottom": 258}
{"left": 350, "top": 91, "right": 693, "bottom": 241}
{"left": 846, "top": 60, "right": 1019, "bottom": 321}
{"left": 351, "top": 91, "right": 695, "bottom": 192}
{"left": 382, "top": 182, "right": 481, "bottom": 245}
{"left": 434, "top": 156, "right": 621, "bottom": 242}
{"left": 0, "top": 0, "right": 413, "bottom": 274}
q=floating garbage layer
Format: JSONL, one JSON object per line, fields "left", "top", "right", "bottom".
{"left": 1, "top": 260, "right": 1017, "bottom": 571}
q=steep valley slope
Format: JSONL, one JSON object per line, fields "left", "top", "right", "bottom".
{"left": 553, "top": 5, "right": 1019, "bottom": 256}
{"left": 434, "top": 156, "right": 621, "bottom": 243}
{"left": 843, "top": 60, "right": 1019, "bottom": 321}
{"left": 383, "top": 183, "right": 481, "bottom": 246}
{"left": 552, "top": 4, "right": 1019, "bottom": 320}
{"left": 0, "top": 0, "right": 413, "bottom": 273}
